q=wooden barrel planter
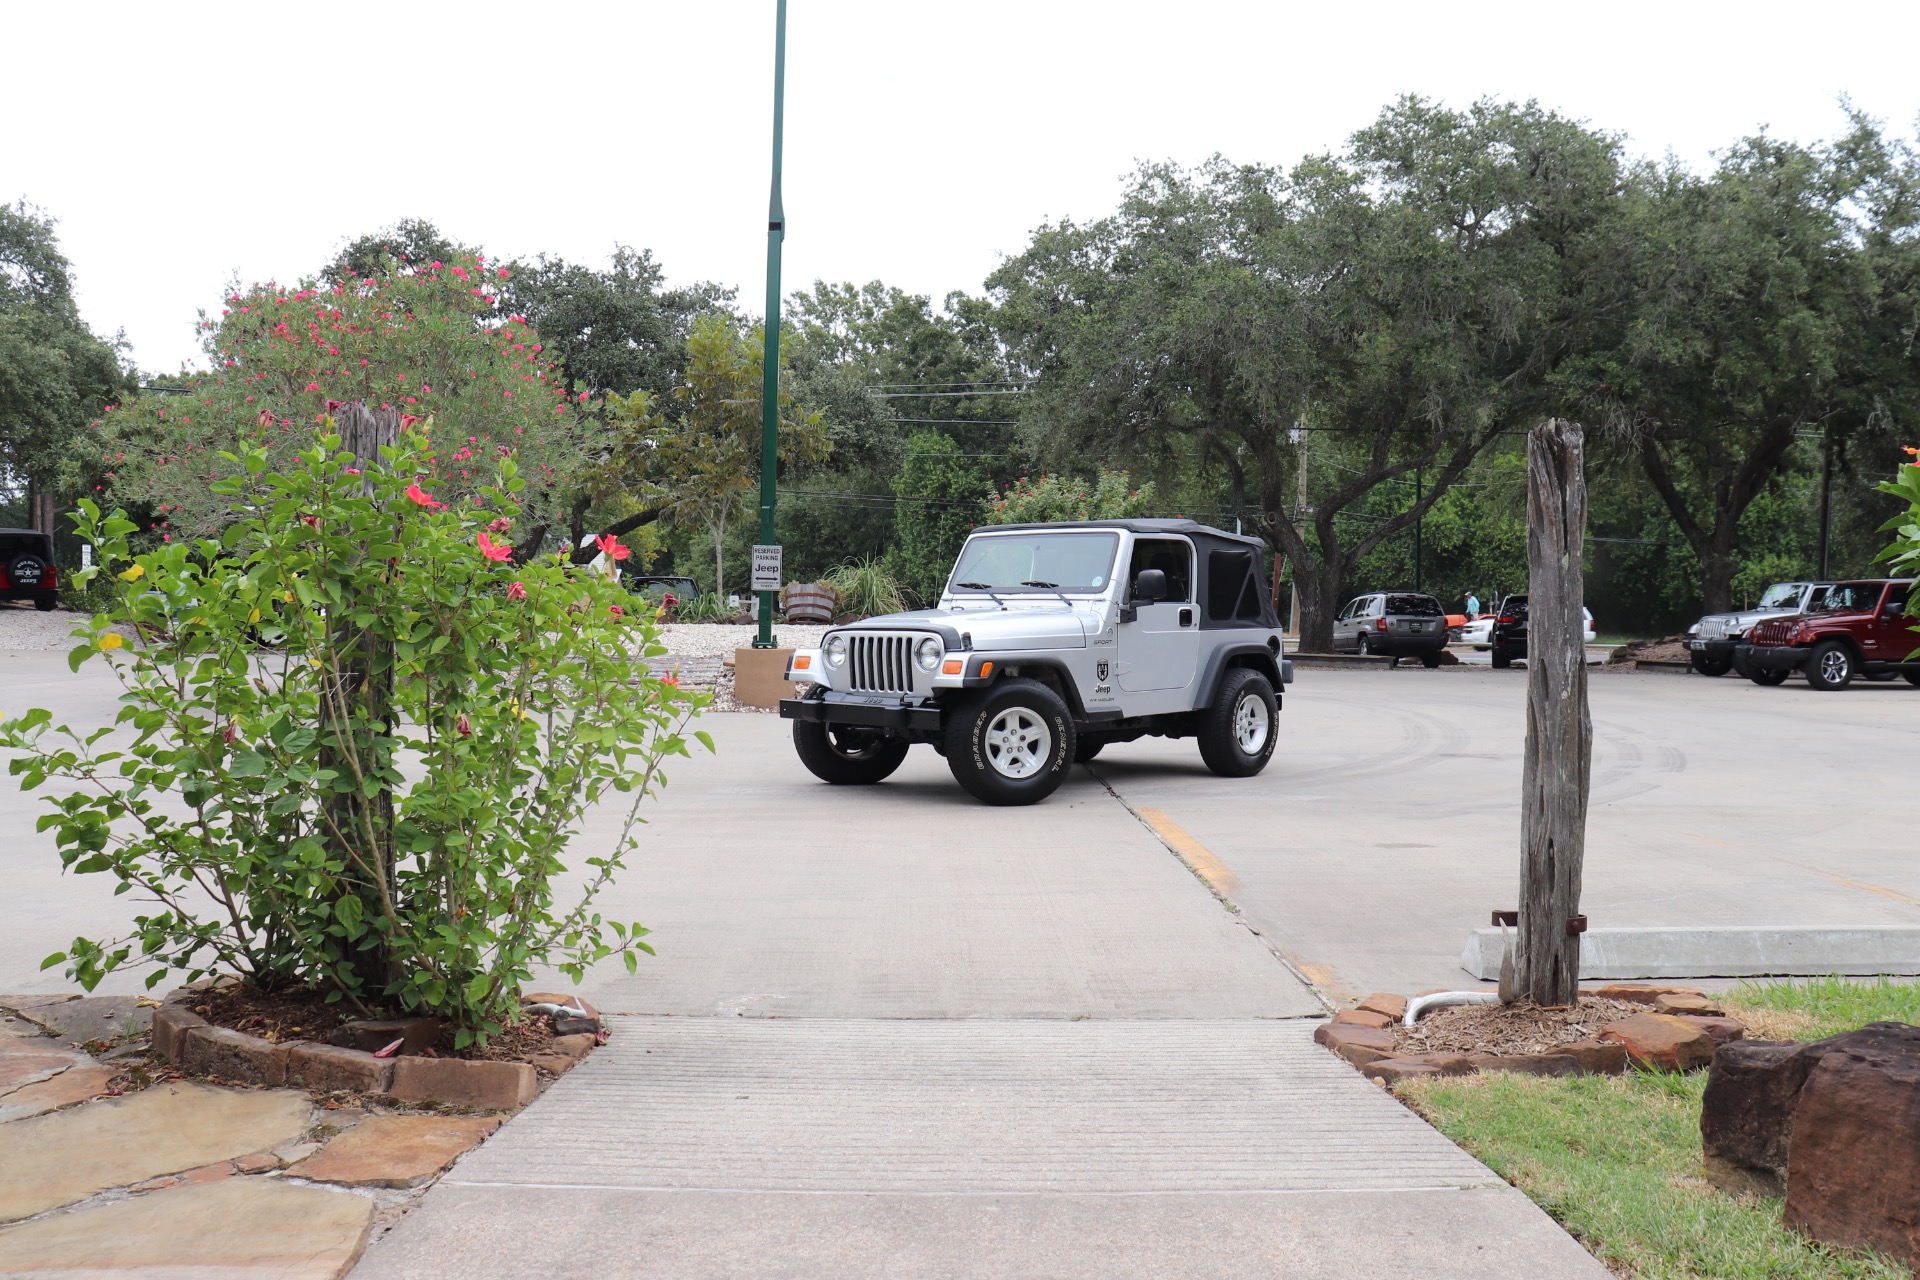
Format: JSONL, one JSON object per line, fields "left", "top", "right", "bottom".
{"left": 781, "top": 583, "right": 836, "bottom": 624}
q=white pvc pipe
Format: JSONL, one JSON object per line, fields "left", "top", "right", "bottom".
{"left": 1404, "top": 991, "right": 1502, "bottom": 1027}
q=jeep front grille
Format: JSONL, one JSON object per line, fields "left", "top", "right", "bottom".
{"left": 846, "top": 633, "right": 916, "bottom": 694}
{"left": 1748, "top": 618, "right": 1794, "bottom": 646}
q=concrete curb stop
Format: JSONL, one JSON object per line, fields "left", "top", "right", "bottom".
{"left": 1459, "top": 926, "right": 1920, "bottom": 982}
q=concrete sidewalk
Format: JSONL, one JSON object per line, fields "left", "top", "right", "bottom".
{"left": 354, "top": 1019, "right": 1604, "bottom": 1279}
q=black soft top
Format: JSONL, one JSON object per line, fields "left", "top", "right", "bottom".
{"left": 970, "top": 518, "right": 1277, "bottom": 630}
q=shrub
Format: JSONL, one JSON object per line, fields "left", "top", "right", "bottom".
{"left": 987, "top": 469, "right": 1155, "bottom": 525}
{"left": 2, "top": 423, "right": 708, "bottom": 1047}
{"left": 891, "top": 432, "right": 988, "bottom": 600}
{"left": 823, "top": 556, "right": 909, "bottom": 617}
{"left": 1878, "top": 446, "right": 1920, "bottom": 621}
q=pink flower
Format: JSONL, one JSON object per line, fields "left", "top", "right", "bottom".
{"left": 405, "top": 482, "right": 444, "bottom": 510}
{"left": 506, "top": 581, "right": 527, "bottom": 602}
{"left": 662, "top": 673, "right": 680, "bottom": 687}
{"left": 477, "top": 532, "right": 512, "bottom": 562}
{"left": 305, "top": 382, "right": 320, "bottom": 391}
{"left": 595, "top": 534, "right": 631, "bottom": 561}
{"left": 609, "top": 604, "right": 624, "bottom": 616}
{"left": 456, "top": 714, "right": 471, "bottom": 737}
{"left": 487, "top": 516, "right": 512, "bottom": 533}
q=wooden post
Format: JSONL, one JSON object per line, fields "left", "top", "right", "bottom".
{"left": 1515, "top": 419, "right": 1592, "bottom": 1006}
{"left": 323, "top": 403, "right": 401, "bottom": 995}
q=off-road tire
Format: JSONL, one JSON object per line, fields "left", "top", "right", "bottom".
{"left": 1747, "top": 668, "right": 1790, "bottom": 687}
{"left": 943, "top": 678, "right": 1075, "bottom": 806}
{"left": 1690, "top": 652, "right": 1732, "bottom": 677}
{"left": 1490, "top": 647, "right": 1514, "bottom": 669}
{"left": 1073, "top": 739, "right": 1105, "bottom": 764}
{"left": 1197, "top": 668, "right": 1278, "bottom": 779}
{"left": 1419, "top": 651, "right": 1442, "bottom": 669}
{"left": 793, "top": 720, "right": 910, "bottom": 785}
{"left": 1805, "top": 640, "right": 1856, "bottom": 691}
{"left": 1903, "top": 671, "right": 1920, "bottom": 687}
{"left": 34, "top": 592, "right": 56, "bottom": 612}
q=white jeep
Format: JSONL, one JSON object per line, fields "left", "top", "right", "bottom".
{"left": 780, "top": 519, "right": 1293, "bottom": 805}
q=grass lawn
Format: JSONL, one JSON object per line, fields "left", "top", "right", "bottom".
{"left": 1398, "top": 978, "right": 1919, "bottom": 1280}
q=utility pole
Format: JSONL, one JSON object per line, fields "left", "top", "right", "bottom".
{"left": 1288, "top": 420, "right": 1308, "bottom": 636}
{"left": 1816, "top": 424, "right": 1834, "bottom": 580}
{"left": 752, "top": 0, "right": 788, "bottom": 650}
{"left": 1413, "top": 468, "right": 1423, "bottom": 592}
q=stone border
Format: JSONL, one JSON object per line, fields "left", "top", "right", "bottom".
{"left": 1315, "top": 985, "right": 1749, "bottom": 1082}
{"left": 152, "top": 985, "right": 596, "bottom": 1110}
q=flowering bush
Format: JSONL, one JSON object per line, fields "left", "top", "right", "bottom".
{"left": 1878, "top": 446, "right": 1920, "bottom": 623}
{"left": 987, "top": 469, "right": 1156, "bottom": 525}
{"left": 2, "top": 425, "right": 707, "bottom": 1047}
{"left": 95, "top": 256, "right": 591, "bottom": 548}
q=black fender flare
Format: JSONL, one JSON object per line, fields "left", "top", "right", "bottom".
{"left": 1197, "top": 644, "right": 1284, "bottom": 706}
{"left": 978, "top": 657, "right": 1090, "bottom": 719}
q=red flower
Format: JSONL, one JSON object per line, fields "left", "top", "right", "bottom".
{"left": 487, "top": 516, "right": 512, "bottom": 533}
{"left": 300, "top": 514, "right": 319, "bottom": 529}
{"left": 609, "top": 604, "right": 625, "bottom": 616}
{"left": 477, "top": 532, "right": 512, "bottom": 561}
{"left": 595, "top": 534, "right": 631, "bottom": 561}
{"left": 406, "top": 482, "right": 444, "bottom": 510}
{"left": 456, "top": 714, "right": 471, "bottom": 737}
{"left": 662, "top": 673, "right": 680, "bottom": 687}
{"left": 305, "top": 382, "right": 320, "bottom": 391}
{"left": 507, "top": 582, "right": 527, "bottom": 601}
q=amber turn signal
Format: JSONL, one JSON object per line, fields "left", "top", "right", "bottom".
{"left": 941, "top": 658, "right": 964, "bottom": 675}
{"left": 979, "top": 661, "right": 994, "bottom": 677}
{"left": 792, "top": 654, "right": 812, "bottom": 670}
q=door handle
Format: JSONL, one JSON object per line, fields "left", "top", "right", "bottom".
{"left": 1179, "top": 608, "right": 1193, "bottom": 627}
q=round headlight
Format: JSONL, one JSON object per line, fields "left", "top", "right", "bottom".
{"left": 915, "top": 636, "right": 943, "bottom": 673}
{"left": 823, "top": 633, "right": 848, "bottom": 667}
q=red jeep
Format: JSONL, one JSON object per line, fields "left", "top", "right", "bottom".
{"left": 0, "top": 528, "right": 59, "bottom": 611}
{"left": 1736, "top": 579, "right": 1920, "bottom": 690}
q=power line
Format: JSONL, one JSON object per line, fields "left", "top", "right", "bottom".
{"left": 885, "top": 418, "right": 1021, "bottom": 425}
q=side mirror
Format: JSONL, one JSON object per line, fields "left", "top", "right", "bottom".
{"left": 1885, "top": 602, "right": 1907, "bottom": 619}
{"left": 1133, "top": 568, "right": 1168, "bottom": 604}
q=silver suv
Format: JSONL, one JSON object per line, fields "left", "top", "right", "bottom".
{"left": 780, "top": 520, "right": 1292, "bottom": 805}
{"left": 1686, "top": 581, "right": 1832, "bottom": 677}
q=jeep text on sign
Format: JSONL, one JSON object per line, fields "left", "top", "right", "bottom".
{"left": 751, "top": 544, "right": 783, "bottom": 593}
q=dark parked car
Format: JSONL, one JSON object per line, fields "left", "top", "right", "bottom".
{"left": 1736, "top": 579, "right": 1920, "bottom": 690}
{"left": 1330, "top": 591, "right": 1449, "bottom": 666}
{"left": 0, "top": 529, "right": 58, "bottom": 611}
{"left": 1486, "top": 594, "right": 1595, "bottom": 668}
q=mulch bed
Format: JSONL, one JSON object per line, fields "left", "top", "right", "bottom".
{"left": 1393, "top": 997, "right": 1646, "bottom": 1057}
{"left": 1607, "top": 635, "right": 1689, "bottom": 665}
{"left": 194, "top": 984, "right": 565, "bottom": 1061}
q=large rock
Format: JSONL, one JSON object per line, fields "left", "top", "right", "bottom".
{"left": 292, "top": 1114, "right": 502, "bottom": 1188}
{"left": 0, "top": 1081, "right": 309, "bottom": 1222}
{"left": 1784, "top": 1022, "right": 1920, "bottom": 1270}
{"left": 0, "top": 1176, "right": 371, "bottom": 1278}
{"left": 1700, "top": 1039, "right": 1816, "bottom": 1195}
{"left": 1597, "top": 1012, "right": 1716, "bottom": 1072}
{"left": 1356, "top": 992, "right": 1409, "bottom": 1022}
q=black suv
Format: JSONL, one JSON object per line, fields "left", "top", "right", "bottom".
{"left": 0, "top": 529, "right": 58, "bottom": 611}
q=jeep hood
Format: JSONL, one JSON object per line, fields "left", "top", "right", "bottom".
{"left": 1700, "top": 605, "right": 1798, "bottom": 629}
{"left": 838, "top": 605, "right": 1091, "bottom": 651}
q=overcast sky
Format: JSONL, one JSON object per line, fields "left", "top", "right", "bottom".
{"left": 11, "top": 1, "right": 1920, "bottom": 374}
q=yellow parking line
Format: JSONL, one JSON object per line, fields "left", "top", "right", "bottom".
{"left": 1779, "top": 860, "right": 1920, "bottom": 910}
{"left": 1135, "top": 807, "right": 1240, "bottom": 898}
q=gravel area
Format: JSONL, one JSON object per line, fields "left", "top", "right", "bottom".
{"left": 0, "top": 603, "right": 89, "bottom": 650}
{"left": 651, "top": 623, "right": 832, "bottom": 714}
{"left": 1392, "top": 997, "right": 1646, "bottom": 1057}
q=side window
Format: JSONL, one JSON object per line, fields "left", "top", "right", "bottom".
{"left": 1807, "top": 586, "right": 1828, "bottom": 609}
{"left": 1128, "top": 540, "right": 1192, "bottom": 602}
{"left": 1888, "top": 587, "right": 1909, "bottom": 612}
{"left": 1366, "top": 597, "right": 1383, "bottom": 616}
{"left": 1206, "top": 550, "right": 1255, "bottom": 619}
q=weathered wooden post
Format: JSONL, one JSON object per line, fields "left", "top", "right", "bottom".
{"left": 1515, "top": 418, "right": 1592, "bottom": 1005}
{"left": 323, "top": 402, "right": 401, "bottom": 993}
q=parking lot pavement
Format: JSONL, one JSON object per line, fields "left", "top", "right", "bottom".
{"left": 1094, "top": 664, "right": 1920, "bottom": 1000}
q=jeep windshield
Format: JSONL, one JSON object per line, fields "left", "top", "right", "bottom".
{"left": 1755, "top": 583, "right": 1807, "bottom": 609}
{"left": 949, "top": 532, "right": 1120, "bottom": 595}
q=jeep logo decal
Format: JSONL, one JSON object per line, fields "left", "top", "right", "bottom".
{"left": 1096, "top": 660, "right": 1110, "bottom": 681}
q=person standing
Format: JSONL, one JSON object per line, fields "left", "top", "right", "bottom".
{"left": 1465, "top": 590, "right": 1481, "bottom": 618}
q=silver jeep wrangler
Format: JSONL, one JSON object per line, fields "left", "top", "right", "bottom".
{"left": 779, "top": 519, "right": 1293, "bottom": 805}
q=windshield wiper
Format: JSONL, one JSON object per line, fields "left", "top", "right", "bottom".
{"left": 956, "top": 582, "right": 1008, "bottom": 608}
{"left": 1022, "top": 580, "right": 1073, "bottom": 605}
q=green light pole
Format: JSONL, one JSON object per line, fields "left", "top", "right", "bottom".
{"left": 752, "top": 0, "right": 788, "bottom": 650}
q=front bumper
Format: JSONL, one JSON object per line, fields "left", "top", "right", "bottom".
{"left": 1688, "top": 638, "right": 1739, "bottom": 660}
{"left": 1735, "top": 643, "right": 1807, "bottom": 674}
{"left": 780, "top": 692, "right": 944, "bottom": 734}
